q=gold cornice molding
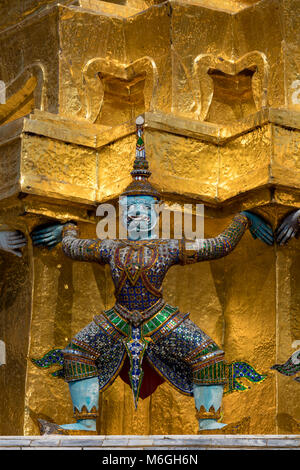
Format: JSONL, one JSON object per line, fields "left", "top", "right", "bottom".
{"left": 0, "top": 108, "right": 299, "bottom": 214}
{"left": 0, "top": 0, "right": 275, "bottom": 38}
{"left": 0, "top": 108, "right": 299, "bottom": 149}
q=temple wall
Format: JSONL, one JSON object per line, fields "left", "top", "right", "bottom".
{"left": 0, "top": 250, "right": 32, "bottom": 435}
{"left": 0, "top": 0, "right": 299, "bottom": 435}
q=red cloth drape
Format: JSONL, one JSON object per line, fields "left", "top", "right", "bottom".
{"left": 119, "top": 356, "right": 165, "bottom": 399}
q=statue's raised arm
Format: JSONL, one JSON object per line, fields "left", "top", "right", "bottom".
{"left": 31, "top": 221, "right": 113, "bottom": 264}
{"left": 62, "top": 222, "right": 113, "bottom": 263}
{"left": 180, "top": 210, "right": 273, "bottom": 265}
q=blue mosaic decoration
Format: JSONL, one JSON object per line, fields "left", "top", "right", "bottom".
{"left": 123, "top": 325, "right": 150, "bottom": 408}
{"left": 31, "top": 348, "right": 64, "bottom": 378}
{"left": 225, "top": 361, "right": 267, "bottom": 394}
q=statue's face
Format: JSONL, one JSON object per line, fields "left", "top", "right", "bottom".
{"left": 120, "top": 195, "right": 158, "bottom": 240}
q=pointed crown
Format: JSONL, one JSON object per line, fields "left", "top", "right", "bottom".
{"left": 121, "top": 115, "right": 161, "bottom": 200}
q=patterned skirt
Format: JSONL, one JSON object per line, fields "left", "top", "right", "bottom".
{"left": 62, "top": 303, "right": 226, "bottom": 402}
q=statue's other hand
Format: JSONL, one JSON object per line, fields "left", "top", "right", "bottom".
{"left": 275, "top": 209, "right": 300, "bottom": 246}
{"left": 241, "top": 211, "right": 274, "bottom": 246}
{"left": 31, "top": 222, "right": 64, "bottom": 249}
{"left": 0, "top": 230, "right": 27, "bottom": 257}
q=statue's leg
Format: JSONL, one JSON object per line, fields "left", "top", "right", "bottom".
{"left": 59, "top": 377, "right": 99, "bottom": 432}
{"left": 38, "top": 318, "right": 126, "bottom": 435}
{"left": 146, "top": 317, "right": 250, "bottom": 434}
{"left": 38, "top": 375, "right": 100, "bottom": 435}
{"left": 39, "top": 322, "right": 103, "bottom": 435}
{"left": 193, "top": 384, "right": 226, "bottom": 430}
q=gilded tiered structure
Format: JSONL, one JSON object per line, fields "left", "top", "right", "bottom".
{"left": 0, "top": 0, "right": 299, "bottom": 435}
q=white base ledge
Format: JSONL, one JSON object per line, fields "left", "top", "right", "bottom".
{"left": 0, "top": 435, "right": 299, "bottom": 450}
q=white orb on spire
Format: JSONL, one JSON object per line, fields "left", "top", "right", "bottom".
{"left": 136, "top": 115, "right": 144, "bottom": 125}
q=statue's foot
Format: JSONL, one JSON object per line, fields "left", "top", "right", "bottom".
{"left": 197, "top": 417, "right": 251, "bottom": 435}
{"left": 38, "top": 419, "right": 97, "bottom": 436}
{"left": 199, "top": 420, "right": 227, "bottom": 431}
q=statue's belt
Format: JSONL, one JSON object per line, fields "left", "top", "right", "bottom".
{"left": 94, "top": 303, "right": 188, "bottom": 408}
{"left": 114, "top": 299, "right": 166, "bottom": 326}
{"left": 98, "top": 303, "right": 187, "bottom": 339}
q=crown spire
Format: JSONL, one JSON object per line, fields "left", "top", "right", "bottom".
{"left": 121, "top": 115, "right": 160, "bottom": 199}
{"left": 130, "top": 115, "right": 151, "bottom": 180}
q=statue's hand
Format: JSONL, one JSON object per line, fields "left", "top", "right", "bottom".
{"left": 0, "top": 230, "right": 27, "bottom": 257}
{"left": 31, "top": 222, "right": 64, "bottom": 249}
{"left": 275, "top": 209, "right": 300, "bottom": 245}
{"left": 241, "top": 211, "right": 274, "bottom": 246}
